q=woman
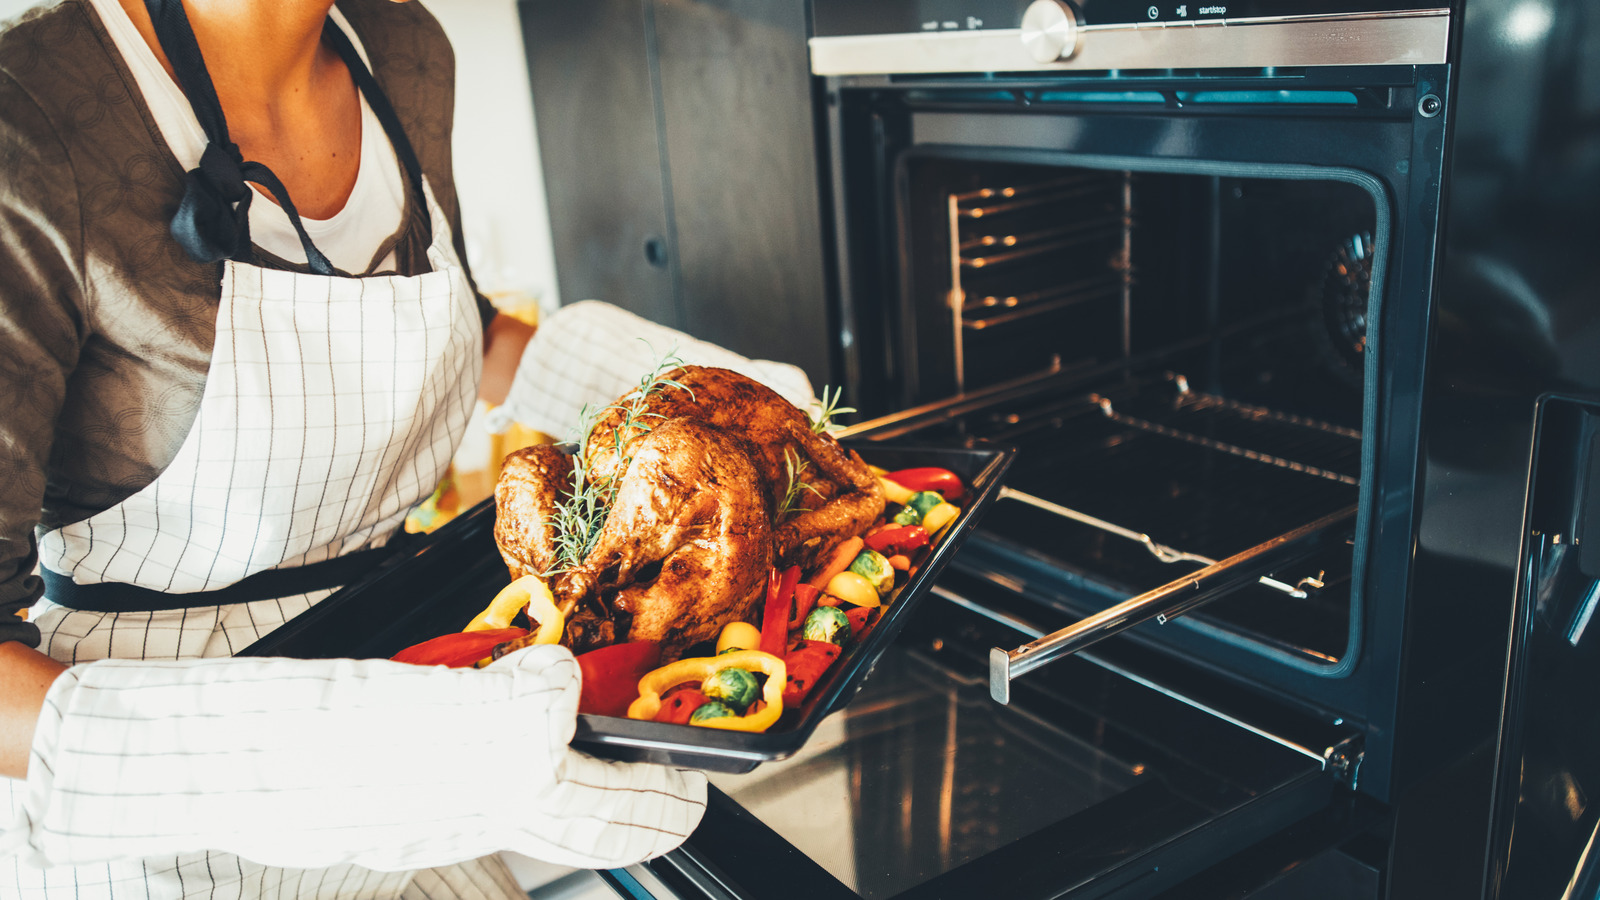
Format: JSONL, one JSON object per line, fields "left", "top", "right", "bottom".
{"left": 0, "top": 0, "right": 706, "bottom": 897}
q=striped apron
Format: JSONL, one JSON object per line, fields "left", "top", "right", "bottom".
{"left": 2, "top": 4, "right": 524, "bottom": 897}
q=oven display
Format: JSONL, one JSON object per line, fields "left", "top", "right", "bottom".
{"left": 815, "top": 0, "right": 1449, "bottom": 34}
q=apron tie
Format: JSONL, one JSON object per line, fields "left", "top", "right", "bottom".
{"left": 148, "top": 0, "right": 426, "bottom": 276}
{"left": 172, "top": 140, "right": 252, "bottom": 266}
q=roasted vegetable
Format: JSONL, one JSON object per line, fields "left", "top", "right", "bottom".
{"left": 825, "top": 570, "right": 881, "bottom": 608}
{"left": 628, "top": 650, "right": 787, "bottom": 732}
{"left": 701, "top": 666, "right": 760, "bottom": 712}
{"left": 575, "top": 641, "right": 662, "bottom": 717}
{"left": 878, "top": 476, "right": 915, "bottom": 506}
{"left": 390, "top": 627, "right": 529, "bottom": 668}
{"left": 761, "top": 566, "right": 803, "bottom": 658}
{"left": 891, "top": 491, "right": 946, "bottom": 526}
{"left": 781, "top": 640, "right": 843, "bottom": 706}
{"left": 809, "top": 537, "right": 865, "bottom": 590}
{"left": 789, "top": 583, "right": 821, "bottom": 629}
{"left": 884, "top": 467, "right": 965, "bottom": 501}
{"left": 845, "top": 605, "right": 878, "bottom": 641}
{"left": 803, "top": 606, "right": 852, "bottom": 645}
{"left": 654, "top": 689, "right": 711, "bottom": 724}
{"left": 716, "top": 621, "right": 761, "bottom": 655}
{"left": 848, "top": 549, "right": 895, "bottom": 594}
{"left": 690, "top": 702, "right": 739, "bottom": 724}
{"left": 864, "top": 525, "right": 930, "bottom": 556}
{"left": 921, "top": 501, "right": 960, "bottom": 536}
{"left": 465, "top": 575, "right": 563, "bottom": 644}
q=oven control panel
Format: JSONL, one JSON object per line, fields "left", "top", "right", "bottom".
{"left": 811, "top": 0, "right": 1449, "bottom": 74}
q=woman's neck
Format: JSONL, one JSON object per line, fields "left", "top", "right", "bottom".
{"left": 119, "top": 0, "right": 364, "bottom": 219}
{"left": 120, "top": 0, "right": 340, "bottom": 102}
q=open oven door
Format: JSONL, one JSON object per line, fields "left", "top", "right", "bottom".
{"left": 1484, "top": 396, "right": 1600, "bottom": 900}
{"left": 603, "top": 571, "right": 1364, "bottom": 900}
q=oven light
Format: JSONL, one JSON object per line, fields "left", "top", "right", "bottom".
{"left": 1506, "top": 1, "right": 1553, "bottom": 45}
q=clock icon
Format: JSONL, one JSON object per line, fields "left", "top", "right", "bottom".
{"left": 1147, "top": 5, "right": 1160, "bottom": 17}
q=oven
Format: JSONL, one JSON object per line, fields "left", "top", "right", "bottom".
{"left": 505, "top": 0, "right": 1596, "bottom": 895}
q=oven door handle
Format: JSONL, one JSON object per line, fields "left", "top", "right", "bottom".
{"left": 987, "top": 504, "right": 1357, "bottom": 704}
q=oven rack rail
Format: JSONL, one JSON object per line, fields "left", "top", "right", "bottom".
{"left": 969, "top": 375, "right": 1361, "bottom": 703}
{"left": 989, "top": 503, "right": 1358, "bottom": 704}
{"left": 948, "top": 171, "right": 1134, "bottom": 391}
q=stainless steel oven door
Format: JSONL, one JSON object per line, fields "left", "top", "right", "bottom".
{"left": 588, "top": 572, "right": 1360, "bottom": 900}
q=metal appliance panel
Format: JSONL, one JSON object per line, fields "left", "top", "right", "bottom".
{"left": 813, "top": 0, "right": 1453, "bottom": 34}
{"left": 809, "top": 11, "right": 1449, "bottom": 76}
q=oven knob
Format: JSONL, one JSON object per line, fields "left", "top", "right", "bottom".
{"left": 1020, "top": 0, "right": 1082, "bottom": 63}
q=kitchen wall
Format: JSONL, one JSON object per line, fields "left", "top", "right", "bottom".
{"left": 0, "top": 0, "right": 560, "bottom": 312}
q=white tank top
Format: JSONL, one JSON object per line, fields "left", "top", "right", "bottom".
{"left": 87, "top": 0, "right": 406, "bottom": 273}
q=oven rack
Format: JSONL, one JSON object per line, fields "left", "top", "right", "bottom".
{"left": 953, "top": 374, "right": 1363, "bottom": 701}
{"left": 946, "top": 169, "right": 1134, "bottom": 392}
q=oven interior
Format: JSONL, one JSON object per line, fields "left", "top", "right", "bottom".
{"left": 868, "top": 158, "right": 1382, "bottom": 671}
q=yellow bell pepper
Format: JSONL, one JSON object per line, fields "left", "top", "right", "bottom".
{"left": 825, "top": 570, "right": 881, "bottom": 608}
{"left": 879, "top": 476, "right": 915, "bottom": 505}
{"left": 921, "top": 501, "right": 960, "bottom": 537}
{"left": 626, "top": 650, "right": 787, "bottom": 732}
{"left": 465, "top": 575, "right": 563, "bottom": 644}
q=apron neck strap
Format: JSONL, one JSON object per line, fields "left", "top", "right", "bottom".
{"left": 144, "top": 0, "right": 431, "bottom": 275}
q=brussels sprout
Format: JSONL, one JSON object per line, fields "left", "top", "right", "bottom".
{"left": 848, "top": 549, "right": 895, "bottom": 595}
{"left": 701, "top": 667, "right": 760, "bottom": 712}
{"left": 894, "top": 490, "right": 947, "bottom": 525}
{"left": 803, "top": 606, "right": 851, "bottom": 646}
{"left": 689, "top": 701, "right": 738, "bottom": 724}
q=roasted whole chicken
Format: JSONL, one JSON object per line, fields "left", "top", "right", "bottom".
{"left": 493, "top": 366, "right": 885, "bottom": 658}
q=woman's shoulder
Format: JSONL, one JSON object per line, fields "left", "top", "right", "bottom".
{"left": 337, "top": 0, "right": 455, "bottom": 75}
{"left": 336, "top": 0, "right": 458, "bottom": 183}
{"left": 0, "top": 0, "right": 146, "bottom": 154}
{"left": 0, "top": 0, "right": 111, "bottom": 91}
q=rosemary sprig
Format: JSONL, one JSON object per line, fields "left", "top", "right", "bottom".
{"left": 778, "top": 446, "right": 823, "bottom": 520}
{"left": 543, "top": 348, "right": 693, "bottom": 575}
{"left": 809, "top": 385, "right": 856, "bottom": 435}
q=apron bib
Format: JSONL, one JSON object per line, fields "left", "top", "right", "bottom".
{"left": 32, "top": 179, "right": 480, "bottom": 663}
{"left": 7, "top": 6, "right": 523, "bottom": 900}
{"left": 31, "top": 0, "right": 479, "bottom": 664}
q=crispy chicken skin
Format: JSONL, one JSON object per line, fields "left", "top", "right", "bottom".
{"left": 585, "top": 366, "right": 885, "bottom": 562}
{"left": 492, "top": 366, "right": 885, "bottom": 657}
{"left": 562, "top": 419, "right": 772, "bottom": 657}
{"left": 493, "top": 444, "right": 573, "bottom": 583}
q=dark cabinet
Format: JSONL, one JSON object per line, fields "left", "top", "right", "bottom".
{"left": 518, "top": 0, "right": 833, "bottom": 388}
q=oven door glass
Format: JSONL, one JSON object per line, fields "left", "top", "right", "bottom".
{"left": 645, "top": 574, "right": 1351, "bottom": 900}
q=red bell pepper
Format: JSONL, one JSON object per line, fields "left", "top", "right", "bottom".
{"left": 391, "top": 627, "right": 529, "bottom": 668}
{"left": 761, "top": 565, "right": 802, "bottom": 657}
{"left": 575, "top": 641, "right": 662, "bottom": 718}
{"left": 789, "top": 583, "right": 821, "bottom": 630}
{"left": 845, "top": 605, "right": 878, "bottom": 641}
{"left": 653, "top": 689, "right": 712, "bottom": 724}
{"left": 864, "top": 525, "right": 930, "bottom": 556}
{"left": 885, "top": 467, "right": 965, "bottom": 501}
{"left": 781, "top": 640, "right": 843, "bottom": 706}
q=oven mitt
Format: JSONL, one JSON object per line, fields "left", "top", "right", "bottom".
{"left": 3, "top": 645, "right": 706, "bottom": 871}
{"left": 490, "top": 299, "right": 816, "bottom": 440}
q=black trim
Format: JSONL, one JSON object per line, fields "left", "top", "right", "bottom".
{"left": 41, "top": 533, "right": 411, "bottom": 612}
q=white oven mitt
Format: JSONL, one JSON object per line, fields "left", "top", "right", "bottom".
{"left": 490, "top": 300, "right": 816, "bottom": 439}
{"left": 3, "top": 645, "right": 706, "bottom": 872}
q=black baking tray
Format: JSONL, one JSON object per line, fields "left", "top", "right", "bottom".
{"left": 240, "top": 440, "right": 1015, "bottom": 772}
